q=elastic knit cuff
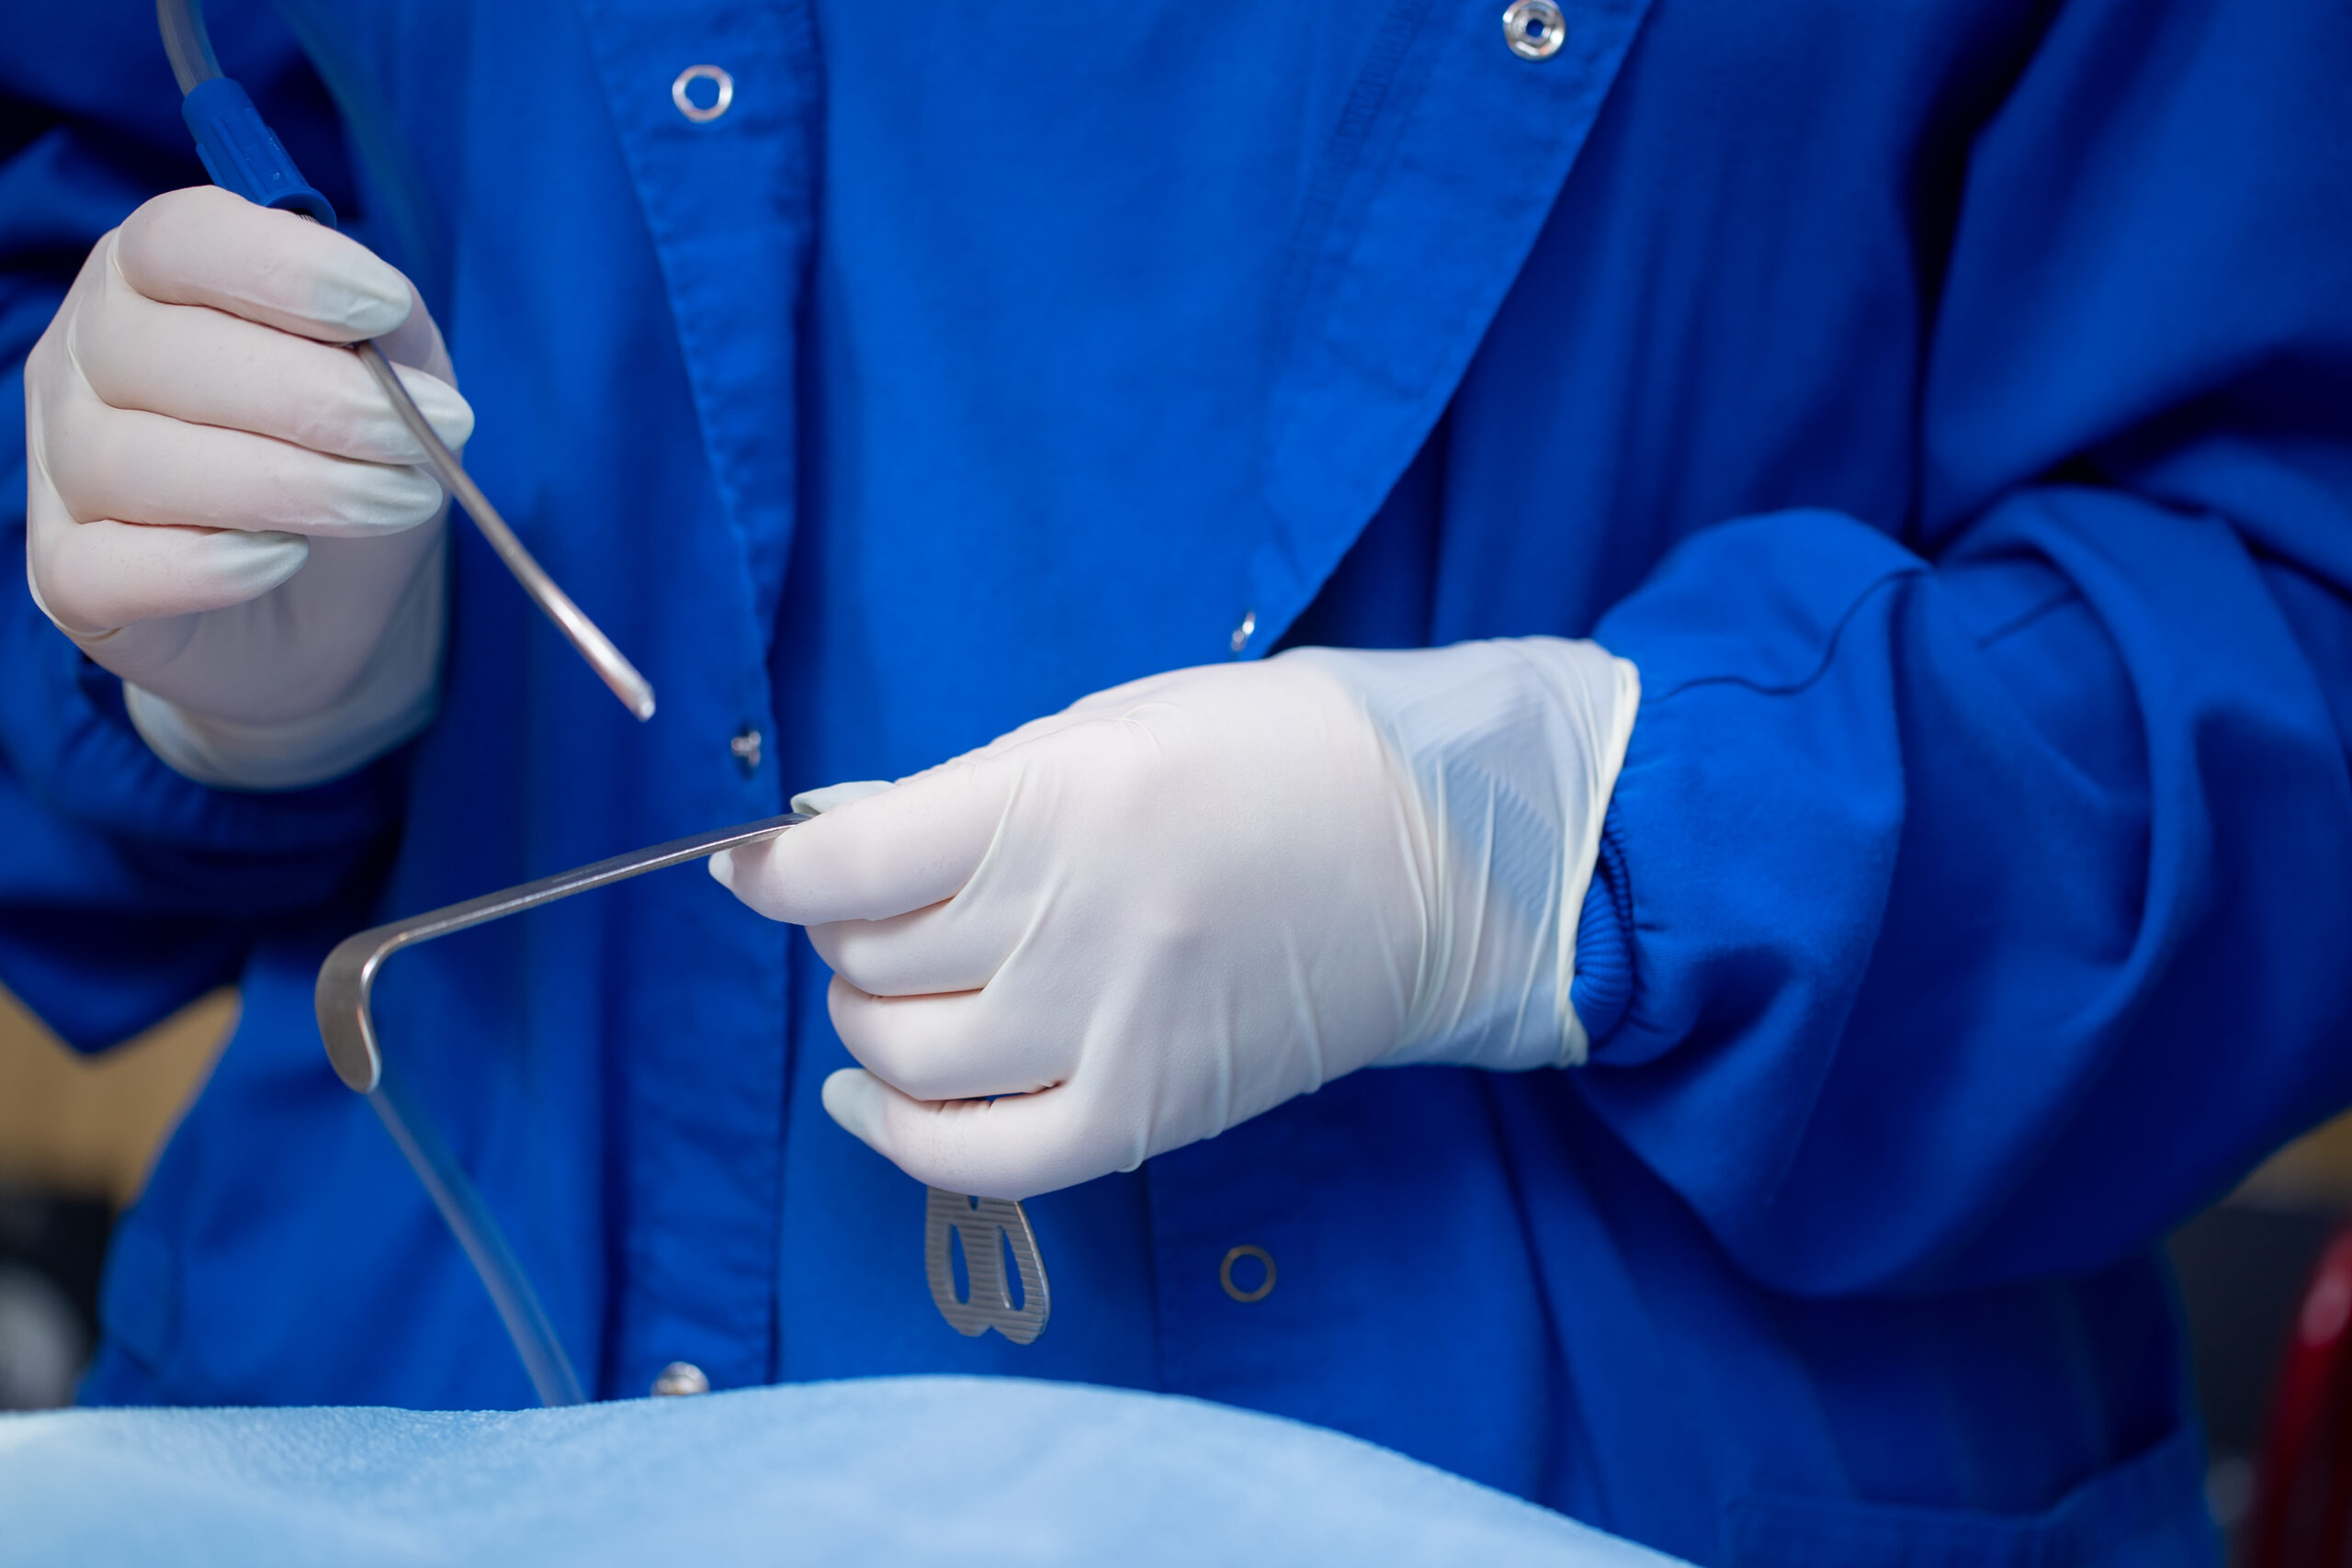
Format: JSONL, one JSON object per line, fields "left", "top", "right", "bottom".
{"left": 1567, "top": 805, "right": 1634, "bottom": 1053}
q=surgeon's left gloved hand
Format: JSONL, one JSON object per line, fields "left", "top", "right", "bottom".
{"left": 713, "top": 639, "right": 1637, "bottom": 1200}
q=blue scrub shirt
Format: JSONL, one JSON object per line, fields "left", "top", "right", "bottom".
{"left": 3, "top": 1, "right": 2349, "bottom": 1562}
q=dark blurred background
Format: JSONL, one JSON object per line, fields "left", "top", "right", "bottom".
{"left": 0, "top": 989, "right": 227, "bottom": 1410}
{"left": 0, "top": 987, "right": 2341, "bottom": 1560}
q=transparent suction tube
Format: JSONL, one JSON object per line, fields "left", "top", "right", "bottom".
{"left": 156, "top": 0, "right": 221, "bottom": 91}
{"left": 369, "top": 1066, "right": 586, "bottom": 1407}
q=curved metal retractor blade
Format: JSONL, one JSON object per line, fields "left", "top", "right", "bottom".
{"left": 316, "top": 813, "right": 807, "bottom": 1093}
{"left": 315, "top": 807, "right": 1055, "bottom": 1403}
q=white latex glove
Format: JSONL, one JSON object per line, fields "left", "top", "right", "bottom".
{"left": 712, "top": 637, "right": 1638, "bottom": 1200}
{"left": 24, "top": 186, "right": 472, "bottom": 789}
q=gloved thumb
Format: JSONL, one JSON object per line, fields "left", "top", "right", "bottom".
{"left": 710, "top": 762, "right": 1004, "bottom": 926}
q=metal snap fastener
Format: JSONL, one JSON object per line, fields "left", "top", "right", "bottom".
{"left": 729, "top": 727, "right": 762, "bottom": 773}
{"left": 1229, "top": 609, "right": 1258, "bottom": 655}
{"left": 1219, "top": 1244, "right": 1276, "bottom": 1303}
{"left": 672, "top": 64, "right": 734, "bottom": 123}
{"left": 1501, "top": 0, "right": 1566, "bottom": 61}
{"left": 651, "top": 1360, "right": 710, "bottom": 1396}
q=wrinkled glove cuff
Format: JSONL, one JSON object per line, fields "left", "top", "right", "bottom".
{"left": 1289, "top": 636, "right": 1638, "bottom": 1073}
{"left": 123, "top": 542, "right": 445, "bottom": 792}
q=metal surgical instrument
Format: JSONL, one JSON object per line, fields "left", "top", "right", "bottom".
{"left": 156, "top": 0, "right": 657, "bottom": 722}
{"left": 318, "top": 813, "right": 1052, "bottom": 1405}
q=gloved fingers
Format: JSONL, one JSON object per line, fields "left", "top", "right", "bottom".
{"left": 113, "top": 186, "right": 413, "bottom": 344}
{"left": 824, "top": 974, "right": 1076, "bottom": 1102}
{"left": 806, "top": 898, "right": 1024, "bottom": 998}
{"left": 715, "top": 752, "right": 1012, "bottom": 925}
{"left": 820, "top": 1068, "right": 1106, "bottom": 1201}
{"left": 42, "top": 371, "right": 445, "bottom": 539}
{"left": 74, "top": 265, "right": 472, "bottom": 464}
{"left": 369, "top": 278, "right": 457, "bottom": 380}
{"left": 788, "top": 779, "right": 896, "bottom": 816}
{"left": 732, "top": 686, "right": 1171, "bottom": 928}
{"left": 29, "top": 513, "right": 309, "bottom": 637}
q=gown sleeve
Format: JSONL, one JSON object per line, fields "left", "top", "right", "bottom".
{"left": 0, "top": 11, "right": 405, "bottom": 1049}
{"left": 1570, "top": 0, "right": 2352, "bottom": 1295}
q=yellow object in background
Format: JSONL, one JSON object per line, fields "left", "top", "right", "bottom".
{"left": 0, "top": 987, "right": 232, "bottom": 1208}
{"left": 2234, "top": 1114, "right": 2352, "bottom": 1210}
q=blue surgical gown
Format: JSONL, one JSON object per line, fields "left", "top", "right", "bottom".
{"left": 4, "top": 1, "right": 2349, "bottom": 1562}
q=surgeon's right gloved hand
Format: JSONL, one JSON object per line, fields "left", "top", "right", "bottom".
{"left": 716, "top": 638, "right": 1639, "bottom": 1201}
{"left": 23, "top": 186, "right": 471, "bottom": 789}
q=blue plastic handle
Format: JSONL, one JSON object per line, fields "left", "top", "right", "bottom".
{"left": 181, "top": 75, "right": 337, "bottom": 227}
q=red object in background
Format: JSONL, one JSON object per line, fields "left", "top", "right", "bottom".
{"left": 2249, "top": 1224, "right": 2352, "bottom": 1566}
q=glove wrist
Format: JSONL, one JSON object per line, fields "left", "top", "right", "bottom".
{"left": 123, "top": 534, "right": 446, "bottom": 791}
{"left": 1288, "top": 637, "right": 1639, "bottom": 1072}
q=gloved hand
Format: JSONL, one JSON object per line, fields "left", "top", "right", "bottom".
{"left": 712, "top": 637, "right": 1638, "bottom": 1200}
{"left": 24, "top": 186, "right": 471, "bottom": 789}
